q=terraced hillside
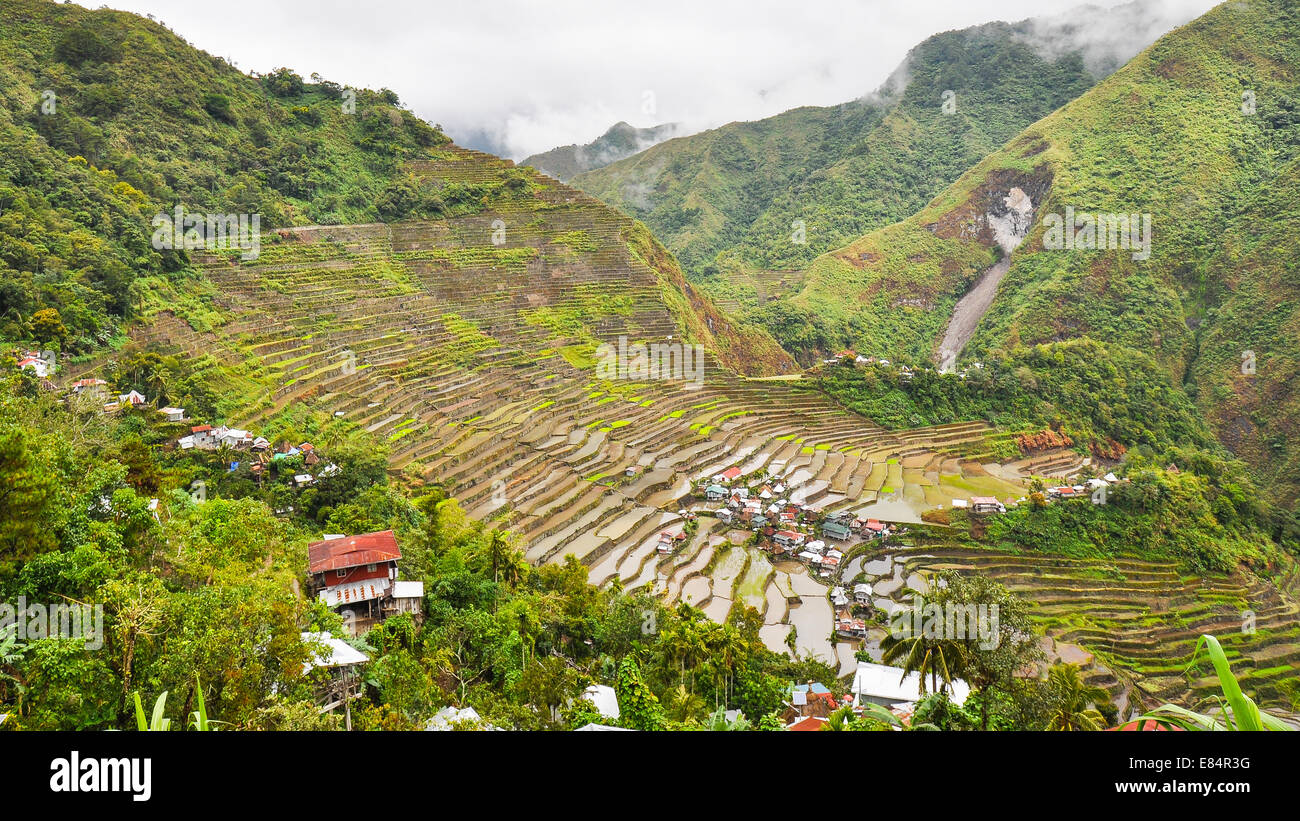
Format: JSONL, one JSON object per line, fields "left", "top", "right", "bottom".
{"left": 879, "top": 540, "right": 1300, "bottom": 715}
{"left": 782, "top": 0, "right": 1300, "bottom": 503}
{"left": 79, "top": 144, "right": 1033, "bottom": 665}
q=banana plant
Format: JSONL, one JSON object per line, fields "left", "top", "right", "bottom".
{"left": 133, "top": 676, "right": 224, "bottom": 731}
{"left": 1138, "top": 634, "right": 1294, "bottom": 731}
{"left": 133, "top": 690, "right": 171, "bottom": 731}
{"left": 188, "top": 676, "right": 225, "bottom": 731}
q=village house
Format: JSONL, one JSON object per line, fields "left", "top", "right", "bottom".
{"left": 822, "top": 518, "right": 853, "bottom": 541}
{"left": 1047, "top": 485, "right": 1084, "bottom": 500}
{"left": 783, "top": 682, "right": 843, "bottom": 727}
{"left": 70, "top": 377, "right": 107, "bottom": 396}
{"left": 16, "top": 352, "right": 54, "bottom": 378}
{"left": 821, "top": 549, "right": 843, "bottom": 574}
{"left": 969, "top": 496, "right": 1006, "bottom": 514}
{"left": 713, "top": 466, "right": 743, "bottom": 484}
{"left": 835, "top": 615, "right": 867, "bottom": 639}
{"left": 852, "top": 660, "right": 971, "bottom": 710}
{"left": 705, "top": 483, "right": 727, "bottom": 501}
{"left": 773, "top": 530, "right": 806, "bottom": 550}
{"left": 656, "top": 531, "right": 686, "bottom": 554}
{"left": 854, "top": 582, "right": 873, "bottom": 605}
{"left": 797, "top": 548, "right": 823, "bottom": 566}
{"left": 119, "top": 390, "right": 147, "bottom": 407}
{"left": 307, "top": 530, "right": 424, "bottom": 636}
{"left": 217, "top": 427, "right": 253, "bottom": 449}
{"left": 301, "top": 631, "right": 369, "bottom": 731}
{"left": 860, "top": 518, "right": 887, "bottom": 538}
{"left": 830, "top": 586, "right": 850, "bottom": 608}
{"left": 190, "top": 424, "right": 217, "bottom": 448}
{"left": 158, "top": 406, "right": 186, "bottom": 423}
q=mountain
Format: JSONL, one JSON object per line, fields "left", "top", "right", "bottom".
{"left": 0, "top": 0, "right": 788, "bottom": 376}
{"left": 786, "top": 0, "right": 1300, "bottom": 503}
{"left": 571, "top": 2, "right": 1198, "bottom": 315}
{"left": 521, "top": 121, "right": 680, "bottom": 181}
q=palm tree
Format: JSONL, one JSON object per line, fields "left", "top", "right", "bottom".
{"left": 1043, "top": 663, "right": 1109, "bottom": 731}
{"left": 880, "top": 625, "right": 967, "bottom": 697}
{"left": 1139, "top": 635, "right": 1295, "bottom": 731}
{"left": 665, "top": 683, "right": 705, "bottom": 724}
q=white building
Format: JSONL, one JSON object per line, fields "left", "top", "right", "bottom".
{"left": 851, "top": 661, "right": 971, "bottom": 709}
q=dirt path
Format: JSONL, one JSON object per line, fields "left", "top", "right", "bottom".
{"left": 935, "top": 256, "right": 1010, "bottom": 373}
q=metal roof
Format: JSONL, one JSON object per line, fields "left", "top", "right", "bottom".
{"left": 308, "top": 530, "right": 401, "bottom": 573}
{"left": 301, "top": 632, "right": 369, "bottom": 669}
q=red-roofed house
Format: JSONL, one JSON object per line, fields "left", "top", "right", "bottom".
{"left": 715, "top": 466, "right": 743, "bottom": 483}
{"left": 190, "top": 424, "right": 216, "bottom": 448}
{"left": 861, "top": 519, "right": 886, "bottom": 537}
{"left": 786, "top": 715, "right": 829, "bottom": 732}
{"left": 1109, "top": 719, "right": 1185, "bottom": 732}
{"left": 773, "top": 530, "right": 805, "bottom": 550}
{"left": 308, "top": 530, "right": 422, "bottom": 634}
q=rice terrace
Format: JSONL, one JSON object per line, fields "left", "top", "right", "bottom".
{"left": 2, "top": 0, "right": 1298, "bottom": 755}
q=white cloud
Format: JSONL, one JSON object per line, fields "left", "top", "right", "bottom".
{"left": 106, "top": 0, "right": 1218, "bottom": 159}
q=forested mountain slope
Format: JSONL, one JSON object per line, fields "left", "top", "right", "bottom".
{"left": 571, "top": 3, "right": 1190, "bottom": 316}
{"left": 789, "top": 0, "right": 1300, "bottom": 503}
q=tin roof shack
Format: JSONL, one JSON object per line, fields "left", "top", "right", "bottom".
{"left": 969, "top": 496, "right": 1006, "bottom": 514}
{"left": 851, "top": 661, "right": 971, "bottom": 710}
{"left": 301, "top": 632, "right": 369, "bottom": 730}
{"left": 308, "top": 530, "right": 423, "bottom": 635}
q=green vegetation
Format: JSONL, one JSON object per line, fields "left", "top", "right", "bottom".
{"left": 808, "top": 341, "right": 1216, "bottom": 456}
{"left": 0, "top": 0, "right": 463, "bottom": 355}
{"left": 0, "top": 372, "right": 844, "bottom": 730}
{"left": 1140, "top": 634, "right": 1295, "bottom": 731}
{"left": 783, "top": 0, "right": 1300, "bottom": 505}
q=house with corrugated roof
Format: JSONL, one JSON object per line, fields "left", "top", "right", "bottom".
{"left": 307, "top": 530, "right": 423, "bottom": 635}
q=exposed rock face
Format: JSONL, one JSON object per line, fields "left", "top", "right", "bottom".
{"left": 934, "top": 185, "right": 1037, "bottom": 372}
{"left": 987, "top": 187, "right": 1034, "bottom": 253}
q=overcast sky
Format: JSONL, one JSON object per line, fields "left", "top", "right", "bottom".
{"left": 107, "top": 0, "right": 1219, "bottom": 160}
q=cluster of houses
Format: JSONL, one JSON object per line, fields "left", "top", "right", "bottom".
{"left": 173, "top": 422, "right": 340, "bottom": 488}
{"left": 65, "top": 376, "right": 190, "bottom": 421}
{"left": 950, "top": 473, "right": 1127, "bottom": 515}
{"left": 820, "top": 349, "right": 988, "bottom": 381}
{"left": 1046, "top": 474, "right": 1123, "bottom": 501}
{"left": 829, "top": 582, "right": 876, "bottom": 638}
{"left": 694, "top": 465, "right": 907, "bottom": 577}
